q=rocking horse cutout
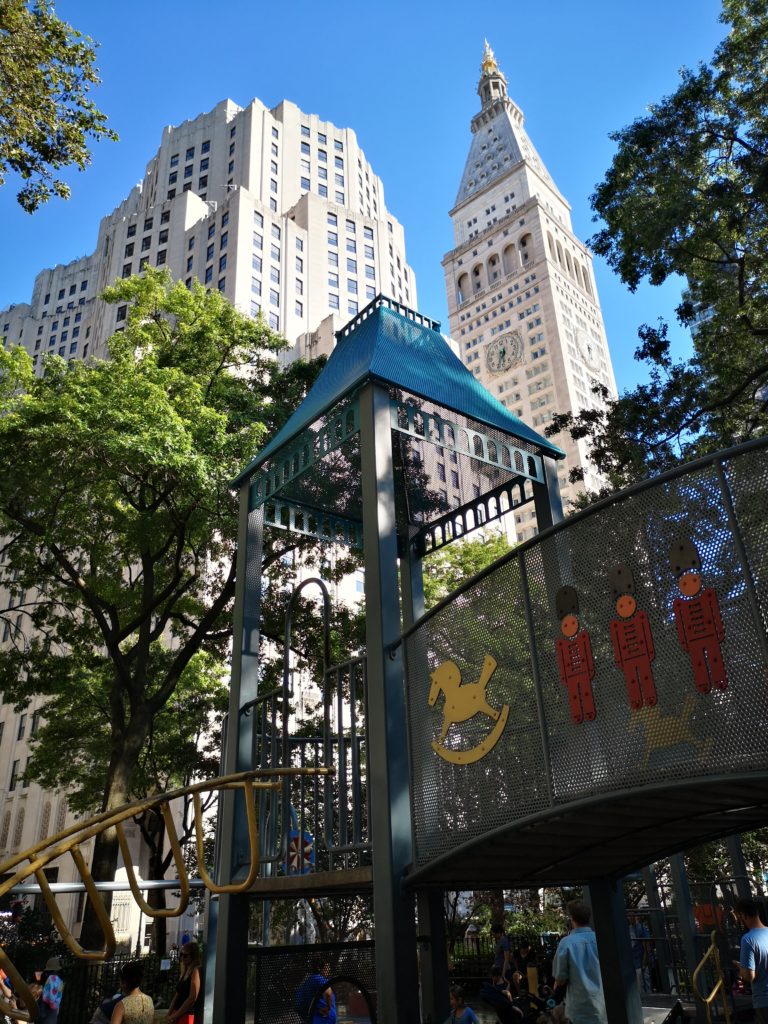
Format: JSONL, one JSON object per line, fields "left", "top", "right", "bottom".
{"left": 428, "top": 654, "right": 510, "bottom": 764}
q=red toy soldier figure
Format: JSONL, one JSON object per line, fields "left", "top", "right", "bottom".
{"left": 670, "top": 539, "right": 727, "bottom": 693}
{"left": 555, "top": 585, "right": 596, "bottom": 724}
{"left": 608, "top": 563, "right": 657, "bottom": 710}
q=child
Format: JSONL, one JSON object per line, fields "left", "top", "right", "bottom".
{"left": 490, "top": 967, "right": 512, "bottom": 999}
{"left": 446, "top": 984, "right": 479, "bottom": 1024}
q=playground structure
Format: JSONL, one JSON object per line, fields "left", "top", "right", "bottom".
{"left": 3, "top": 296, "right": 768, "bottom": 1023}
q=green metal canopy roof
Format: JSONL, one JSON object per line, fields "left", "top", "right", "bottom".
{"left": 233, "top": 297, "right": 563, "bottom": 488}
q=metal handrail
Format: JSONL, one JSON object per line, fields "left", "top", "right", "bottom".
{"left": 0, "top": 766, "right": 328, "bottom": 1022}
{"left": 692, "top": 929, "right": 733, "bottom": 1024}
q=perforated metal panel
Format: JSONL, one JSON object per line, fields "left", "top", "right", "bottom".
{"left": 248, "top": 941, "right": 376, "bottom": 1024}
{"left": 405, "top": 443, "right": 768, "bottom": 876}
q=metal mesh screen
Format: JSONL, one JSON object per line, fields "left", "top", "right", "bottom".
{"left": 248, "top": 941, "right": 376, "bottom": 1024}
{"left": 406, "top": 445, "right": 768, "bottom": 869}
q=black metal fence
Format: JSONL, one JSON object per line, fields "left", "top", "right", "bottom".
{"left": 43, "top": 952, "right": 182, "bottom": 1024}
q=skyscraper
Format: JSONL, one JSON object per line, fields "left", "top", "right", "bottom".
{"left": 0, "top": 93, "right": 416, "bottom": 939}
{"left": 443, "top": 43, "right": 617, "bottom": 537}
{"left": 0, "top": 95, "right": 416, "bottom": 369}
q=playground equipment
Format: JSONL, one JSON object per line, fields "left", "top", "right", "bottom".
{"left": 5, "top": 297, "right": 768, "bottom": 1024}
{"left": 0, "top": 768, "right": 326, "bottom": 1021}
{"left": 692, "top": 930, "right": 733, "bottom": 1024}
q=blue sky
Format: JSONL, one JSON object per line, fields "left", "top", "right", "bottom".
{"left": 1, "top": 0, "right": 726, "bottom": 391}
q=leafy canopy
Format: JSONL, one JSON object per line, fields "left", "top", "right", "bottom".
{"left": 0, "top": 269, "right": 318, "bottom": 819}
{"left": 548, "top": 0, "right": 768, "bottom": 494}
{"left": 0, "top": 0, "right": 117, "bottom": 211}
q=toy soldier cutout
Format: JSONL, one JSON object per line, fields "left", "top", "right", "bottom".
{"left": 555, "top": 585, "right": 596, "bottom": 724}
{"left": 608, "top": 563, "right": 657, "bottom": 710}
{"left": 670, "top": 539, "right": 728, "bottom": 693}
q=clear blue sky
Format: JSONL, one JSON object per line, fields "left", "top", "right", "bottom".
{"left": 1, "top": 0, "right": 726, "bottom": 391}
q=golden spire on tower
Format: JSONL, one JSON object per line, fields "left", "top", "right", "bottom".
{"left": 481, "top": 39, "right": 499, "bottom": 75}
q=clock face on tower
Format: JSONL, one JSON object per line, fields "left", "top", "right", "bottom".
{"left": 485, "top": 331, "right": 524, "bottom": 374}
{"left": 576, "top": 328, "right": 599, "bottom": 371}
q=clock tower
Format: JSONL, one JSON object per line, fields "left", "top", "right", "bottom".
{"left": 442, "top": 43, "right": 618, "bottom": 537}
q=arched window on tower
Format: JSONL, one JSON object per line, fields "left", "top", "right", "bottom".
{"left": 488, "top": 254, "right": 500, "bottom": 282}
{"left": 502, "top": 243, "right": 516, "bottom": 276}
{"left": 472, "top": 263, "right": 486, "bottom": 293}
{"left": 565, "top": 250, "right": 574, "bottom": 276}
{"left": 556, "top": 240, "right": 564, "bottom": 266}
{"left": 547, "top": 232, "right": 555, "bottom": 258}
{"left": 457, "top": 273, "right": 469, "bottom": 305}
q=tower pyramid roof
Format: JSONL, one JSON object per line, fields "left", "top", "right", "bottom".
{"left": 455, "top": 43, "right": 561, "bottom": 208}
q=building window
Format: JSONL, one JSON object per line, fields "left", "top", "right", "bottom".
{"left": 170, "top": 153, "right": 179, "bottom": 167}
{"left": 270, "top": 198, "right": 277, "bottom": 212}
{"left": 328, "top": 251, "right": 338, "bottom": 267}
{"left": 328, "top": 273, "right": 339, "bottom": 288}
{"left": 167, "top": 189, "right": 175, "bottom": 200}
{"left": 296, "top": 256, "right": 303, "bottom": 272}
{"left": 335, "top": 192, "right": 345, "bottom": 204}
{"left": 188, "top": 237, "right": 195, "bottom": 251}
{"left": 269, "top": 312, "right": 279, "bottom": 330}
{"left": 198, "top": 175, "right": 208, "bottom": 189}
{"left": 365, "top": 264, "right": 375, "bottom": 279}
{"left": 230, "top": 161, "right": 236, "bottom": 174}
{"left": 296, "top": 237, "right": 304, "bottom": 252}
{"left": 116, "top": 305, "right": 127, "bottom": 322}
{"left": 220, "top": 231, "right": 228, "bottom": 248}
{"left": 347, "top": 300, "right": 358, "bottom": 315}
{"left": 17, "top": 715, "right": 26, "bottom": 741}
{"left": 8, "top": 761, "right": 19, "bottom": 792}
{"left": 186, "top": 256, "right": 193, "bottom": 272}
{"left": 269, "top": 289, "right": 279, "bottom": 307}
{"left": 168, "top": 171, "right": 177, "bottom": 185}
{"left": 207, "top": 244, "right": 214, "bottom": 261}
{"left": 366, "top": 285, "right": 376, "bottom": 300}
{"left": 139, "top": 256, "right": 149, "bottom": 271}
{"left": 272, "top": 126, "right": 279, "bottom": 138}
{"left": 348, "top": 279, "right": 357, "bottom": 294}
{"left": 200, "top": 158, "right": 209, "bottom": 172}
{"left": 218, "top": 254, "right": 227, "bottom": 272}
{"left": 201, "top": 139, "right": 210, "bottom": 154}
{"left": 141, "top": 236, "right": 151, "bottom": 251}
{"left": 254, "top": 211, "right": 264, "bottom": 227}
{"left": 301, "top": 124, "right": 310, "bottom": 137}
{"left": 295, "top": 300, "right": 303, "bottom": 316}
{"left": 300, "top": 141, "right": 310, "bottom": 156}
{"left": 347, "top": 239, "right": 356, "bottom": 254}
{"left": 270, "top": 267, "right": 280, "bottom": 284}
{"left": 252, "top": 255, "right": 262, "bottom": 272}
{"left": 329, "top": 293, "right": 339, "bottom": 309}
{"left": 271, "top": 224, "right": 281, "bottom": 240}
{"left": 124, "top": 243, "right": 134, "bottom": 257}
{"left": 364, "top": 226, "right": 373, "bottom": 240}
{"left": 158, "top": 229, "right": 169, "bottom": 244}
{"left": 328, "top": 231, "right": 337, "bottom": 247}
{"left": 347, "top": 258, "right": 357, "bottom": 273}
{"left": 251, "top": 301, "right": 261, "bottom": 316}
{"left": 270, "top": 244, "right": 280, "bottom": 260}
{"left": 253, "top": 232, "right": 263, "bottom": 250}
{"left": 205, "top": 266, "right": 213, "bottom": 284}
{"left": 251, "top": 278, "right": 261, "bottom": 296}
{"left": 295, "top": 278, "right": 303, "bottom": 295}
{"left": 300, "top": 177, "right": 310, "bottom": 191}
{"left": 222, "top": 211, "right": 229, "bottom": 228}
{"left": 230, "top": 125, "right": 237, "bottom": 138}
{"left": 218, "top": 277, "right": 226, "bottom": 292}
{"left": 184, "top": 164, "right": 193, "bottom": 178}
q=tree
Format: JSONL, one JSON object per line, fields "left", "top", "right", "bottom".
{"left": 0, "top": 0, "right": 118, "bottom": 212}
{"left": 548, "top": 0, "right": 768, "bottom": 495}
{"left": 0, "top": 269, "right": 323, "bottom": 940}
{"left": 422, "top": 530, "right": 511, "bottom": 610}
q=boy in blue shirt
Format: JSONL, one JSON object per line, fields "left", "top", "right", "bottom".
{"left": 735, "top": 896, "right": 768, "bottom": 1023}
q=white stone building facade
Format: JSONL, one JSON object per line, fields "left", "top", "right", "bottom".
{"left": 0, "top": 94, "right": 416, "bottom": 942}
{"left": 443, "top": 44, "right": 617, "bottom": 538}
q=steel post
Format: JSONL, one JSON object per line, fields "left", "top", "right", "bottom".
{"left": 359, "top": 383, "right": 420, "bottom": 1022}
{"left": 209, "top": 494, "right": 264, "bottom": 1024}
{"left": 670, "top": 853, "right": 708, "bottom": 1023}
{"left": 585, "top": 877, "right": 644, "bottom": 1024}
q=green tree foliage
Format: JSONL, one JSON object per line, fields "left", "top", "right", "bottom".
{"left": 422, "top": 530, "right": 512, "bottom": 610}
{"left": 0, "top": 270, "right": 322, "bottom": 898}
{"left": 548, "top": 0, "right": 768, "bottom": 495}
{"left": 0, "top": 0, "right": 117, "bottom": 211}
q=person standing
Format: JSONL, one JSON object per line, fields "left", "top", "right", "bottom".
{"left": 110, "top": 961, "right": 154, "bottom": 1024}
{"left": 734, "top": 896, "right": 768, "bottom": 1022}
{"left": 628, "top": 913, "right": 652, "bottom": 992}
{"left": 37, "top": 957, "right": 64, "bottom": 1024}
{"left": 553, "top": 901, "right": 607, "bottom": 1024}
{"left": 166, "top": 941, "right": 202, "bottom": 1024}
{"left": 491, "top": 923, "right": 513, "bottom": 983}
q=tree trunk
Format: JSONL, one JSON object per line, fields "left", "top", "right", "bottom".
{"left": 145, "top": 810, "right": 168, "bottom": 956}
{"left": 79, "top": 710, "right": 151, "bottom": 950}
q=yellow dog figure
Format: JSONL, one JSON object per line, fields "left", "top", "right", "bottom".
{"left": 428, "top": 654, "right": 500, "bottom": 743}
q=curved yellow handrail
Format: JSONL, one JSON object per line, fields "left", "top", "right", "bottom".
{"left": 0, "top": 766, "right": 328, "bottom": 1022}
{"left": 692, "top": 928, "right": 733, "bottom": 1024}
